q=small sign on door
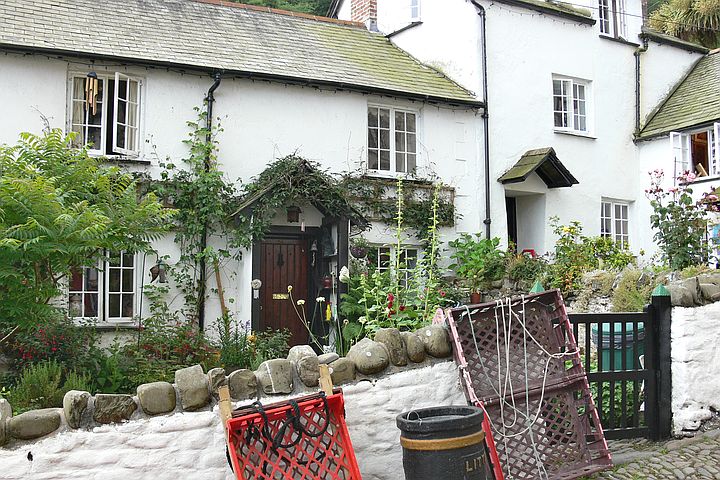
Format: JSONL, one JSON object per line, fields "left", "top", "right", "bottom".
{"left": 272, "top": 293, "right": 290, "bottom": 300}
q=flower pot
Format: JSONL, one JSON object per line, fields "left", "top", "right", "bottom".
{"left": 470, "top": 292, "right": 482, "bottom": 304}
{"left": 350, "top": 246, "right": 368, "bottom": 259}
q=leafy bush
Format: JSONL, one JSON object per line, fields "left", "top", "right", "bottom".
{"left": 507, "top": 252, "right": 549, "bottom": 290}
{"left": 5, "top": 317, "right": 101, "bottom": 373}
{"left": 251, "top": 328, "right": 292, "bottom": 370}
{"left": 611, "top": 269, "right": 653, "bottom": 312}
{"left": 646, "top": 170, "right": 714, "bottom": 270}
{"left": 448, "top": 235, "right": 506, "bottom": 293}
{"left": 548, "top": 218, "right": 635, "bottom": 294}
{"left": 8, "top": 360, "right": 92, "bottom": 414}
{"left": 0, "top": 130, "right": 173, "bottom": 334}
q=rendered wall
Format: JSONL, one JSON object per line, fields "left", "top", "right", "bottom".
{"left": 0, "top": 362, "right": 465, "bottom": 480}
{"left": 0, "top": 52, "right": 484, "bottom": 330}
{"left": 671, "top": 303, "right": 720, "bottom": 435}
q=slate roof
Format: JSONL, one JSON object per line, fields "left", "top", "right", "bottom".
{"left": 0, "top": 0, "right": 479, "bottom": 106}
{"left": 639, "top": 50, "right": 720, "bottom": 139}
{"left": 498, "top": 147, "right": 579, "bottom": 188}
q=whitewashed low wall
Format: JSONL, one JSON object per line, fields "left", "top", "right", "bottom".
{"left": 672, "top": 303, "right": 720, "bottom": 435}
{"left": 0, "top": 361, "right": 464, "bottom": 480}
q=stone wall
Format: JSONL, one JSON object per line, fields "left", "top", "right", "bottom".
{"left": 0, "top": 326, "right": 465, "bottom": 479}
{"left": 671, "top": 302, "right": 720, "bottom": 436}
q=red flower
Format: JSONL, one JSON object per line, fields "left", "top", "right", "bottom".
{"left": 399, "top": 305, "right": 406, "bottom": 312}
{"left": 440, "top": 290, "right": 446, "bottom": 297}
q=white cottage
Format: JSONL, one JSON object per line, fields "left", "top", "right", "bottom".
{"left": 0, "top": 0, "right": 485, "bottom": 340}
{"left": 329, "top": 0, "right": 709, "bottom": 256}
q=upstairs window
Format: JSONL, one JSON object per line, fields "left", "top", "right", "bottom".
{"left": 368, "top": 106, "right": 417, "bottom": 174}
{"left": 601, "top": 200, "right": 629, "bottom": 248}
{"left": 410, "top": 0, "right": 421, "bottom": 21}
{"left": 598, "top": 0, "right": 627, "bottom": 38}
{"left": 553, "top": 76, "right": 590, "bottom": 134}
{"left": 69, "top": 72, "right": 142, "bottom": 156}
{"left": 68, "top": 252, "right": 137, "bottom": 324}
{"left": 671, "top": 124, "right": 720, "bottom": 180}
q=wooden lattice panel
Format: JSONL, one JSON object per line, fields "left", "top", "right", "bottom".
{"left": 448, "top": 290, "right": 612, "bottom": 480}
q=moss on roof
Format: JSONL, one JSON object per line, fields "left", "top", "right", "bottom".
{"left": 493, "top": 0, "right": 594, "bottom": 23}
{"left": 0, "top": 0, "right": 479, "bottom": 106}
{"left": 499, "top": 147, "right": 579, "bottom": 188}
{"left": 639, "top": 51, "right": 720, "bottom": 139}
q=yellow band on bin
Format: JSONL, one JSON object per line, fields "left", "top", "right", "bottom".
{"left": 400, "top": 430, "right": 485, "bottom": 451}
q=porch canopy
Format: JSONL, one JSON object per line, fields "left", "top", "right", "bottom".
{"left": 498, "top": 147, "right": 578, "bottom": 188}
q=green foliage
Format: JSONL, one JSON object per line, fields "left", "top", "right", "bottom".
{"left": 233, "top": 0, "right": 333, "bottom": 16}
{"left": 507, "top": 251, "right": 550, "bottom": 291}
{"left": 548, "top": 218, "right": 635, "bottom": 295}
{"left": 251, "top": 328, "right": 292, "bottom": 369}
{"left": 679, "top": 264, "right": 712, "bottom": 279}
{"left": 4, "top": 317, "right": 102, "bottom": 374}
{"left": 611, "top": 269, "right": 654, "bottom": 312}
{"left": 0, "top": 130, "right": 173, "bottom": 332}
{"left": 342, "top": 176, "right": 455, "bottom": 241}
{"left": 8, "top": 360, "right": 92, "bottom": 414}
{"left": 646, "top": 170, "right": 712, "bottom": 270}
{"left": 339, "top": 180, "right": 453, "bottom": 347}
{"left": 448, "top": 235, "right": 506, "bottom": 293}
{"left": 650, "top": 0, "right": 720, "bottom": 48}
{"left": 154, "top": 109, "right": 242, "bottom": 320}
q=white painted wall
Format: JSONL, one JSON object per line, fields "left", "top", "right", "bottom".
{"left": 0, "top": 51, "right": 484, "bottom": 332}
{"left": 0, "top": 362, "right": 465, "bottom": 480}
{"left": 343, "top": 0, "right": 704, "bottom": 257}
{"left": 671, "top": 303, "right": 720, "bottom": 435}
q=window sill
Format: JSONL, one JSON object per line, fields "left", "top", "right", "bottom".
{"left": 598, "top": 34, "right": 640, "bottom": 48}
{"left": 364, "top": 170, "right": 418, "bottom": 180}
{"left": 687, "top": 175, "right": 720, "bottom": 186}
{"left": 554, "top": 129, "right": 596, "bottom": 140}
{"left": 88, "top": 153, "right": 151, "bottom": 165}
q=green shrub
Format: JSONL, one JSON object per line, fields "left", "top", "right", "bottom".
{"left": 8, "top": 360, "right": 92, "bottom": 414}
{"left": 548, "top": 218, "right": 635, "bottom": 295}
{"left": 507, "top": 252, "right": 549, "bottom": 291}
{"left": 448, "top": 235, "right": 506, "bottom": 293}
{"left": 612, "top": 270, "right": 653, "bottom": 312}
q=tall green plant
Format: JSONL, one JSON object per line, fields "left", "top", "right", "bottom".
{"left": 646, "top": 170, "right": 712, "bottom": 270}
{"left": 448, "top": 235, "right": 506, "bottom": 293}
{"left": 0, "top": 130, "right": 173, "bottom": 337}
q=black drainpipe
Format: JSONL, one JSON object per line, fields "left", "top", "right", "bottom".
{"left": 197, "top": 72, "right": 222, "bottom": 331}
{"left": 471, "top": 1, "right": 492, "bottom": 239}
{"left": 634, "top": 37, "right": 649, "bottom": 135}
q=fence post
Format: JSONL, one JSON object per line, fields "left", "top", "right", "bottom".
{"left": 651, "top": 285, "right": 673, "bottom": 440}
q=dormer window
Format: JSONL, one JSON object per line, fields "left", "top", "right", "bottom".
{"left": 69, "top": 72, "right": 142, "bottom": 157}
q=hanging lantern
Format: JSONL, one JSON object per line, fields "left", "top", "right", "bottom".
{"left": 286, "top": 206, "right": 301, "bottom": 223}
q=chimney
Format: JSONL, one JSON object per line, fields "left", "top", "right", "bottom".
{"left": 351, "top": 0, "right": 378, "bottom": 31}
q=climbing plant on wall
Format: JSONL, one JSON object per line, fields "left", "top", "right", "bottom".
{"left": 341, "top": 175, "right": 456, "bottom": 242}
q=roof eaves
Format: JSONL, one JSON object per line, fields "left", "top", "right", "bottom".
{"left": 0, "top": 43, "right": 484, "bottom": 108}
{"left": 640, "top": 27, "right": 709, "bottom": 54}
{"left": 491, "top": 0, "right": 595, "bottom": 24}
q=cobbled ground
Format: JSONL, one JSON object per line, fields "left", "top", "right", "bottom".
{"left": 586, "top": 429, "right": 720, "bottom": 480}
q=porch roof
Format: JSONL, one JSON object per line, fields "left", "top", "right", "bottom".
{"left": 498, "top": 147, "right": 579, "bottom": 188}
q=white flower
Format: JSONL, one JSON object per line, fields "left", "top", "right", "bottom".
{"left": 297, "top": 299, "right": 305, "bottom": 306}
{"left": 316, "top": 296, "right": 326, "bottom": 303}
{"left": 339, "top": 266, "right": 350, "bottom": 283}
{"left": 287, "top": 285, "right": 293, "bottom": 292}
{"left": 358, "top": 316, "right": 367, "bottom": 324}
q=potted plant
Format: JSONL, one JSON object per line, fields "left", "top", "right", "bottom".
{"left": 448, "top": 235, "right": 506, "bottom": 304}
{"left": 350, "top": 237, "right": 370, "bottom": 259}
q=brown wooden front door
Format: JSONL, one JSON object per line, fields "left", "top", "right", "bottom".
{"left": 259, "top": 238, "right": 309, "bottom": 346}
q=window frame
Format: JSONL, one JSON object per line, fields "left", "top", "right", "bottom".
{"left": 671, "top": 123, "right": 720, "bottom": 182}
{"left": 67, "top": 71, "right": 143, "bottom": 157}
{"left": 600, "top": 199, "right": 630, "bottom": 248}
{"left": 367, "top": 104, "right": 419, "bottom": 176}
{"left": 369, "top": 245, "right": 419, "bottom": 286}
{"left": 410, "top": 0, "right": 421, "bottom": 21}
{"left": 68, "top": 251, "right": 140, "bottom": 326}
{"left": 552, "top": 75, "right": 592, "bottom": 135}
{"left": 598, "top": 0, "right": 627, "bottom": 38}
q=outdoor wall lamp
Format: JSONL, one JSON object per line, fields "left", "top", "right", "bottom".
{"left": 150, "top": 260, "right": 168, "bottom": 283}
{"left": 287, "top": 206, "right": 302, "bottom": 223}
